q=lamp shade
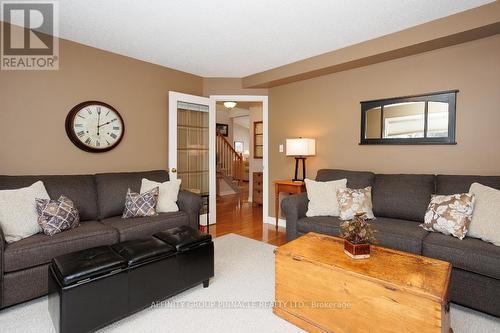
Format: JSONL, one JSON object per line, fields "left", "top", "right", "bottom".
{"left": 286, "top": 138, "right": 316, "bottom": 156}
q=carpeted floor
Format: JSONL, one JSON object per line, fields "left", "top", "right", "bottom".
{"left": 0, "top": 234, "right": 499, "bottom": 332}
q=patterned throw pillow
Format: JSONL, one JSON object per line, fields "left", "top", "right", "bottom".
{"left": 122, "top": 187, "right": 159, "bottom": 218}
{"left": 337, "top": 187, "right": 375, "bottom": 221}
{"left": 36, "top": 195, "right": 80, "bottom": 236}
{"left": 420, "top": 193, "right": 475, "bottom": 240}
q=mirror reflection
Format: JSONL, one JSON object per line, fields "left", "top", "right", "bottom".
{"left": 427, "top": 102, "right": 449, "bottom": 138}
{"left": 365, "top": 107, "right": 381, "bottom": 139}
{"left": 382, "top": 102, "right": 425, "bottom": 139}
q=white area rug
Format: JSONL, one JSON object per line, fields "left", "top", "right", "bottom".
{"left": 0, "top": 234, "right": 499, "bottom": 333}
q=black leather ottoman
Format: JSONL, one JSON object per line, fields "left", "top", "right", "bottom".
{"left": 154, "top": 225, "right": 214, "bottom": 289}
{"left": 48, "top": 246, "right": 128, "bottom": 333}
{"left": 112, "top": 238, "right": 177, "bottom": 310}
{"left": 48, "top": 227, "right": 213, "bottom": 333}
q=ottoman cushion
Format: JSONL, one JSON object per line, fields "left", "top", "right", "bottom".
{"left": 154, "top": 225, "right": 211, "bottom": 252}
{"left": 52, "top": 246, "right": 126, "bottom": 286}
{"left": 112, "top": 238, "right": 176, "bottom": 266}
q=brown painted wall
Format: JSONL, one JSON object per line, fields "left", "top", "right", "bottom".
{"left": 203, "top": 77, "right": 268, "bottom": 96}
{"left": 0, "top": 36, "right": 203, "bottom": 175}
{"left": 269, "top": 35, "right": 500, "bottom": 217}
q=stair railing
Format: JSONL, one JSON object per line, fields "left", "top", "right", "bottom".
{"left": 216, "top": 130, "right": 244, "bottom": 184}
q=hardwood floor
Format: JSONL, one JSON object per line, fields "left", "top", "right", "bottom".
{"left": 209, "top": 182, "right": 287, "bottom": 246}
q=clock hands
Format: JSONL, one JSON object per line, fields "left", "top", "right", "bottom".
{"left": 97, "top": 109, "right": 101, "bottom": 136}
{"left": 98, "top": 121, "right": 112, "bottom": 128}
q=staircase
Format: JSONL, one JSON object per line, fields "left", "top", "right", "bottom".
{"left": 216, "top": 131, "right": 244, "bottom": 196}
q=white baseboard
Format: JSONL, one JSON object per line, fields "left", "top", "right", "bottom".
{"left": 264, "top": 216, "right": 286, "bottom": 228}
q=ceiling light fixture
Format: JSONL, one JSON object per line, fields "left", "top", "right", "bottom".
{"left": 223, "top": 101, "right": 237, "bottom": 109}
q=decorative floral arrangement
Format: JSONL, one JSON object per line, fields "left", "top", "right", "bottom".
{"left": 340, "top": 212, "right": 376, "bottom": 244}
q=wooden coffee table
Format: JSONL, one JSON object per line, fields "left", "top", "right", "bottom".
{"left": 274, "top": 233, "right": 452, "bottom": 333}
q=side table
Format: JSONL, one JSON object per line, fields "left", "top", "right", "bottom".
{"left": 273, "top": 180, "right": 306, "bottom": 229}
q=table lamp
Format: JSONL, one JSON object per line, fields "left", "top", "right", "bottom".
{"left": 286, "top": 138, "right": 316, "bottom": 181}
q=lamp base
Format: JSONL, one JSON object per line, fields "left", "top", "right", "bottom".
{"left": 292, "top": 157, "right": 307, "bottom": 182}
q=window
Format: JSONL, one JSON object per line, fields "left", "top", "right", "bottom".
{"left": 360, "top": 90, "right": 457, "bottom": 145}
{"left": 254, "top": 121, "right": 263, "bottom": 158}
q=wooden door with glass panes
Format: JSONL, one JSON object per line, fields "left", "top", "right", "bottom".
{"left": 168, "top": 92, "right": 212, "bottom": 228}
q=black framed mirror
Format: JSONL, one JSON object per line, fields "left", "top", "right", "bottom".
{"left": 360, "top": 90, "right": 458, "bottom": 145}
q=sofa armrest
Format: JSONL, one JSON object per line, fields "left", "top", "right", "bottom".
{"left": 177, "top": 190, "right": 203, "bottom": 230}
{"left": 281, "top": 192, "right": 309, "bottom": 242}
{"left": 0, "top": 226, "right": 4, "bottom": 308}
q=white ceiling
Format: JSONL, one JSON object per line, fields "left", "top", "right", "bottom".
{"left": 55, "top": 0, "right": 493, "bottom": 77}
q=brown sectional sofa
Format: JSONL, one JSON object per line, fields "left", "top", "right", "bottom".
{"left": 0, "top": 170, "right": 202, "bottom": 309}
{"left": 282, "top": 169, "right": 500, "bottom": 318}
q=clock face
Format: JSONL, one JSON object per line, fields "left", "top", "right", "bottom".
{"left": 66, "top": 101, "right": 124, "bottom": 152}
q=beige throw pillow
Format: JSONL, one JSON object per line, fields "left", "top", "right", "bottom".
{"left": 421, "top": 193, "right": 475, "bottom": 240}
{"left": 337, "top": 187, "right": 375, "bottom": 220}
{"left": 0, "top": 181, "right": 50, "bottom": 243}
{"left": 305, "top": 178, "right": 347, "bottom": 217}
{"left": 141, "top": 178, "right": 181, "bottom": 213}
{"left": 468, "top": 183, "right": 500, "bottom": 246}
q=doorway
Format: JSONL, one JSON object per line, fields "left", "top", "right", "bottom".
{"left": 168, "top": 93, "right": 273, "bottom": 237}
{"left": 209, "top": 95, "right": 280, "bottom": 242}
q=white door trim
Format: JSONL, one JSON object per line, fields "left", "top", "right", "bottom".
{"left": 209, "top": 95, "right": 269, "bottom": 225}
{"left": 168, "top": 91, "right": 215, "bottom": 225}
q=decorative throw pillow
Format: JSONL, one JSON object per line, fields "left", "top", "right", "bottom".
{"left": 337, "top": 187, "right": 375, "bottom": 221}
{"left": 140, "top": 178, "right": 181, "bottom": 213}
{"left": 305, "top": 178, "right": 347, "bottom": 217}
{"left": 468, "top": 183, "right": 500, "bottom": 246}
{"left": 420, "top": 193, "right": 475, "bottom": 240}
{"left": 36, "top": 196, "right": 80, "bottom": 236}
{"left": 0, "top": 181, "right": 50, "bottom": 243}
{"left": 122, "top": 187, "right": 159, "bottom": 218}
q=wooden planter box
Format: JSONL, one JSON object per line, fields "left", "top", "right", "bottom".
{"left": 343, "top": 239, "right": 370, "bottom": 259}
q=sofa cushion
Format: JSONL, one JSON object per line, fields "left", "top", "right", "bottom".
{"left": 436, "top": 175, "right": 500, "bottom": 195}
{"left": 315, "top": 169, "right": 374, "bottom": 189}
{"left": 370, "top": 217, "right": 429, "bottom": 254}
{"left": 296, "top": 216, "right": 342, "bottom": 236}
{"left": 296, "top": 216, "right": 426, "bottom": 254}
{"left": 423, "top": 233, "right": 500, "bottom": 280}
{"left": 95, "top": 170, "right": 169, "bottom": 220}
{"left": 372, "top": 174, "right": 435, "bottom": 222}
{"left": 0, "top": 175, "right": 98, "bottom": 221}
{"left": 3, "top": 221, "right": 118, "bottom": 272}
{"left": 448, "top": 268, "right": 500, "bottom": 318}
{"left": 100, "top": 211, "right": 188, "bottom": 242}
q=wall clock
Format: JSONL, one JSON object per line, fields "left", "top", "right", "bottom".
{"left": 65, "top": 101, "right": 125, "bottom": 153}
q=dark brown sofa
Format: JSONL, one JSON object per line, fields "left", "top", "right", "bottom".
{"left": 0, "top": 170, "right": 202, "bottom": 309}
{"left": 282, "top": 169, "right": 500, "bottom": 318}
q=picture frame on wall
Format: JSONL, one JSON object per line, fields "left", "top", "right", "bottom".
{"left": 234, "top": 141, "right": 244, "bottom": 153}
{"left": 216, "top": 123, "right": 229, "bottom": 137}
